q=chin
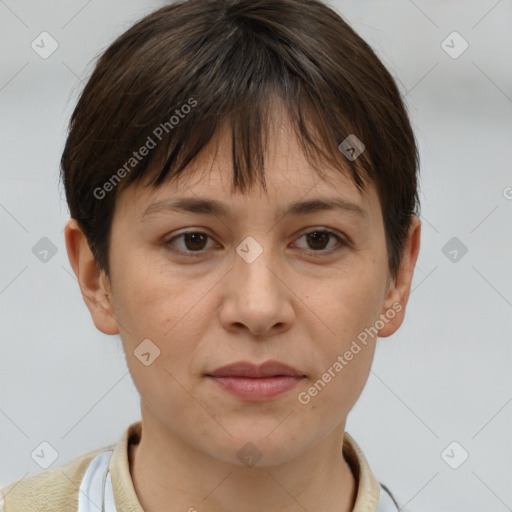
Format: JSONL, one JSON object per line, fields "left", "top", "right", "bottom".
{"left": 202, "top": 425, "right": 308, "bottom": 468}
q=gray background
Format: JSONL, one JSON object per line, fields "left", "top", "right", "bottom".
{"left": 1, "top": 1, "right": 511, "bottom": 510}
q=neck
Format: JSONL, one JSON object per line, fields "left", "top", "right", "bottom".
{"left": 129, "top": 416, "right": 357, "bottom": 512}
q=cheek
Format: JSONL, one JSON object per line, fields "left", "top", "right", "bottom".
{"left": 300, "top": 260, "right": 384, "bottom": 395}
{"left": 111, "top": 253, "right": 187, "bottom": 332}
{"left": 112, "top": 254, "right": 216, "bottom": 372}
{"left": 307, "top": 265, "right": 385, "bottom": 339}
{"left": 299, "top": 298, "right": 378, "bottom": 423}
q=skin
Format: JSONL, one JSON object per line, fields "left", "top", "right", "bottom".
{"left": 65, "top": 105, "right": 421, "bottom": 512}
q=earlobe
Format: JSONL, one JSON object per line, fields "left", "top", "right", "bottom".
{"left": 64, "top": 218, "right": 120, "bottom": 335}
{"left": 377, "top": 215, "right": 421, "bottom": 338}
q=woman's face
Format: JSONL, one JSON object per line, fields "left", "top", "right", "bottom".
{"left": 85, "top": 117, "right": 419, "bottom": 467}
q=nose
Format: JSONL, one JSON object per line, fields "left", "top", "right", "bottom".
{"left": 218, "top": 240, "right": 294, "bottom": 337}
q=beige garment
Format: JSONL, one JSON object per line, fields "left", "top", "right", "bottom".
{"left": 1, "top": 420, "right": 383, "bottom": 511}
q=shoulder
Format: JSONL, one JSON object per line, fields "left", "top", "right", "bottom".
{"left": 0, "top": 445, "right": 113, "bottom": 512}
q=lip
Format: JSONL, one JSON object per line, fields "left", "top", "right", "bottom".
{"left": 206, "top": 361, "right": 306, "bottom": 402}
{"left": 206, "top": 360, "right": 305, "bottom": 378}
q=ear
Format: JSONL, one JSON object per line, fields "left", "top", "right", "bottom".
{"left": 377, "top": 215, "right": 421, "bottom": 338}
{"left": 64, "top": 218, "right": 119, "bottom": 335}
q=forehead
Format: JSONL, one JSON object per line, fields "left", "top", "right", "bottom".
{"left": 115, "top": 115, "right": 379, "bottom": 223}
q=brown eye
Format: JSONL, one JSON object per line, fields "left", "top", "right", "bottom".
{"left": 305, "top": 231, "right": 330, "bottom": 250}
{"left": 294, "top": 229, "right": 347, "bottom": 255}
{"left": 182, "top": 232, "right": 208, "bottom": 251}
{"left": 165, "top": 231, "right": 214, "bottom": 256}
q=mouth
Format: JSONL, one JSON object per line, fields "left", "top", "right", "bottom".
{"left": 205, "top": 360, "right": 306, "bottom": 402}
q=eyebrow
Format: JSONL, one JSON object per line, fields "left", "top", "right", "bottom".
{"left": 141, "top": 196, "right": 368, "bottom": 221}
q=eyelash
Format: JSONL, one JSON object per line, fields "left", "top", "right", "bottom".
{"left": 163, "top": 229, "right": 349, "bottom": 258}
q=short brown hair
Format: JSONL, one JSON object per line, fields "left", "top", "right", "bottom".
{"left": 60, "top": 0, "right": 420, "bottom": 281}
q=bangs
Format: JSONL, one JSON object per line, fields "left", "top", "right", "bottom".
{"left": 120, "top": 85, "right": 371, "bottom": 198}
{"left": 107, "top": 12, "right": 373, "bottom": 198}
